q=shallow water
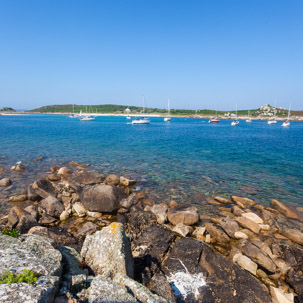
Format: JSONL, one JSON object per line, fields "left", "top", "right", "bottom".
{"left": 0, "top": 114, "right": 302, "bottom": 211}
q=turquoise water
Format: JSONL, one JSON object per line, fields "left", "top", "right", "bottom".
{"left": 0, "top": 114, "right": 302, "bottom": 208}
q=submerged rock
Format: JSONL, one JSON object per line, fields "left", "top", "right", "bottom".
{"left": 81, "top": 222, "right": 134, "bottom": 279}
{"left": 0, "top": 178, "right": 11, "bottom": 187}
{"left": 270, "top": 199, "right": 298, "bottom": 220}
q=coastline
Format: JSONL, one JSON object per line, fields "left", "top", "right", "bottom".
{"left": 4, "top": 111, "right": 303, "bottom": 121}
{"left": 0, "top": 162, "right": 303, "bottom": 302}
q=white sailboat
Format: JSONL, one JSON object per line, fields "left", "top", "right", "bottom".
{"left": 164, "top": 99, "right": 171, "bottom": 122}
{"left": 231, "top": 105, "right": 239, "bottom": 126}
{"left": 246, "top": 109, "right": 252, "bottom": 123}
{"left": 282, "top": 105, "right": 291, "bottom": 127}
{"left": 68, "top": 104, "right": 78, "bottom": 118}
{"left": 131, "top": 96, "right": 150, "bottom": 124}
{"left": 268, "top": 101, "right": 277, "bottom": 124}
{"left": 80, "top": 107, "right": 95, "bottom": 121}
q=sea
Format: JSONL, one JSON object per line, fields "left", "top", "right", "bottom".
{"left": 0, "top": 114, "right": 302, "bottom": 213}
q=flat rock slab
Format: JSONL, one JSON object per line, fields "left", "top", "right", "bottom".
{"left": 270, "top": 199, "right": 299, "bottom": 220}
{"left": 167, "top": 205, "right": 199, "bottom": 226}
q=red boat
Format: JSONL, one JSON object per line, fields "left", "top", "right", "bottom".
{"left": 209, "top": 118, "right": 220, "bottom": 123}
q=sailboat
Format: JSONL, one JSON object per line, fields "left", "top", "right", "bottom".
{"left": 231, "top": 105, "right": 239, "bottom": 126}
{"left": 164, "top": 99, "right": 171, "bottom": 122}
{"left": 268, "top": 101, "right": 277, "bottom": 124}
{"left": 125, "top": 107, "right": 131, "bottom": 119}
{"left": 282, "top": 105, "right": 291, "bottom": 127}
{"left": 246, "top": 109, "right": 252, "bottom": 123}
{"left": 80, "top": 107, "right": 95, "bottom": 121}
{"left": 131, "top": 96, "right": 150, "bottom": 124}
{"left": 68, "top": 104, "right": 78, "bottom": 118}
{"left": 209, "top": 109, "right": 220, "bottom": 123}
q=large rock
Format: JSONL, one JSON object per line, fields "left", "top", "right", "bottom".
{"left": 132, "top": 225, "right": 175, "bottom": 285}
{"left": 150, "top": 204, "right": 168, "bottom": 224}
{"left": 233, "top": 253, "right": 258, "bottom": 275}
{"left": 81, "top": 184, "right": 125, "bottom": 213}
{"left": 27, "top": 184, "right": 41, "bottom": 201}
{"left": 162, "top": 238, "right": 271, "bottom": 302}
{"left": 120, "top": 193, "right": 139, "bottom": 209}
{"left": 40, "top": 196, "right": 65, "bottom": 218}
{"left": 0, "top": 178, "right": 11, "bottom": 187}
{"left": 8, "top": 206, "right": 38, "bottom": 233}
{"left": 241, "top": 212, "right": 264, "bottom": 224}
{"left": 270, "top": 199, "right": 298, "bottom": 219}
{"left": 270, "top": 287, "right": 294, "bottom": 303}
{"left": 104, "top": 174, "right": 120, "bottom": 186}
{"left": 32, "top": 179, "right": 56, "bottom": 199}
{"left": 172, "top": 223, "right": 193, "bottom": 237}
{"left": 0, "top": 234, "right": 62, "bottom": 303}
{"left": 167, "top": 205, "right": 199, "bottom": 226}
{"left": 238, "top": 240, "right": 277, "bottom": 273}
{"left": 81, "top": 222, "right": 134, "bottom": 278}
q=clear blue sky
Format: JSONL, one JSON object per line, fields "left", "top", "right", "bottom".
{"left": 0, "top": 0, "right": 302, "bottom": 110}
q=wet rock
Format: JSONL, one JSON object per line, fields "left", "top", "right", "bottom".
{"left": 0, "top": 234, "right": 62, "bottom": 303}
{"left": 8, "top": 206, "right": 38, "bottom": 233}
{"left": 150, "top": 204, "right": 168, "bottom": 224}
{"left": 233, "top": 253, "right": 257, "bottom": 275}
{"left": 81, "top": 184, "right": 125, "bottom": 213}
{"left": 235, "top": 216, "right": 261, "bottom": 234}
{"left": 51, "top": 165, "right": 60, "bottom": 173}
{"left": 214, "top": 196, "right": 231, "bottom": 204}
{"left": 120, "top": 192, "right": 139, "bottom": 209}
{"left": 282, "top": 228, "right": 303, "bottom": 245}
{"left": 242, "top": 212, "right": 264, "bottom": 224}
{"left": 72, "top": 202, "right": 87, "bottom": 217}
{"left": 104, "top": 174, "right": 120, "bottom": 186}
{"left": 0, "top": 178, "right": 11, "bottom": 187}
{"left": 231, "top": 196, "right": 255, "bottom": 208}
{"left": 11, "top": 163, "right": 26, "bottom": 171}
{"left": 120, "top": 176, "right": 136, "bottom": 186}
{"left": 205, "top": 223, "right": 230, "bottom": 244}
{"left": 270, "top": 286, "right": 294, "bottom": 303}
{"left": 81, "top": 222, "right": 134, "bottom": 278}
{"left": 8, "top": 193, "right": 27, "bottom": 202}
{"left": 270, "top": 199, "right": 298, "bottom": 220}
{"left": 167, "top": 205, "right": 199, "bottom": 226}
{"left": 218, "top": 217, "right": 240, "bottom": 238}
{"left": 70, "top": 171, "right": 105, "bottom": 186}
{"left": 86, "top": 211, "right": 102, "bottom": 218}
{"left": 32, "top": 179, "right": 56, "bottom": 199}
{"left": 173, "top": 223, "right": 193, "bottom": 237}
{"left": 40, "top": 196, "right": 65, "bottom": 218}
{"left": 238, "top": 240, "right": 277, "bottom": 273}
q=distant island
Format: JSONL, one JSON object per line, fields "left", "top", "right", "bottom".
{"left": 27, "top": 103, "right": 303, "bottom": 120}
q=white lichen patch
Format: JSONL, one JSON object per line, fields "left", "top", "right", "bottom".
{"left": 167, "top": 271, "right": 206, "bottom": 300}
{"left": 166, "top": 258, "right": 206, "bottom": 300}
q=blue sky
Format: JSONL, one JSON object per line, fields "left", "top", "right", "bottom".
{"left": 0, "top": 0, "right": 302, "bottom": 110}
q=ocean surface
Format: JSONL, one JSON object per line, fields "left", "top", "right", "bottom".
{"left": 0, "top": 114, "right": 302, "bottom": 212}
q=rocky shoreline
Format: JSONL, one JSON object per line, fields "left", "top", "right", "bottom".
{"left": 0, "top": 163, "right": 303, "bottom": 302}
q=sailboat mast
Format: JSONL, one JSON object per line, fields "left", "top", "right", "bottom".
{"left": 168, "top": 99, "right": 170, "bottom": 115}
{"left": 142, "top": 95, "right": 145, "bottom": 114}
